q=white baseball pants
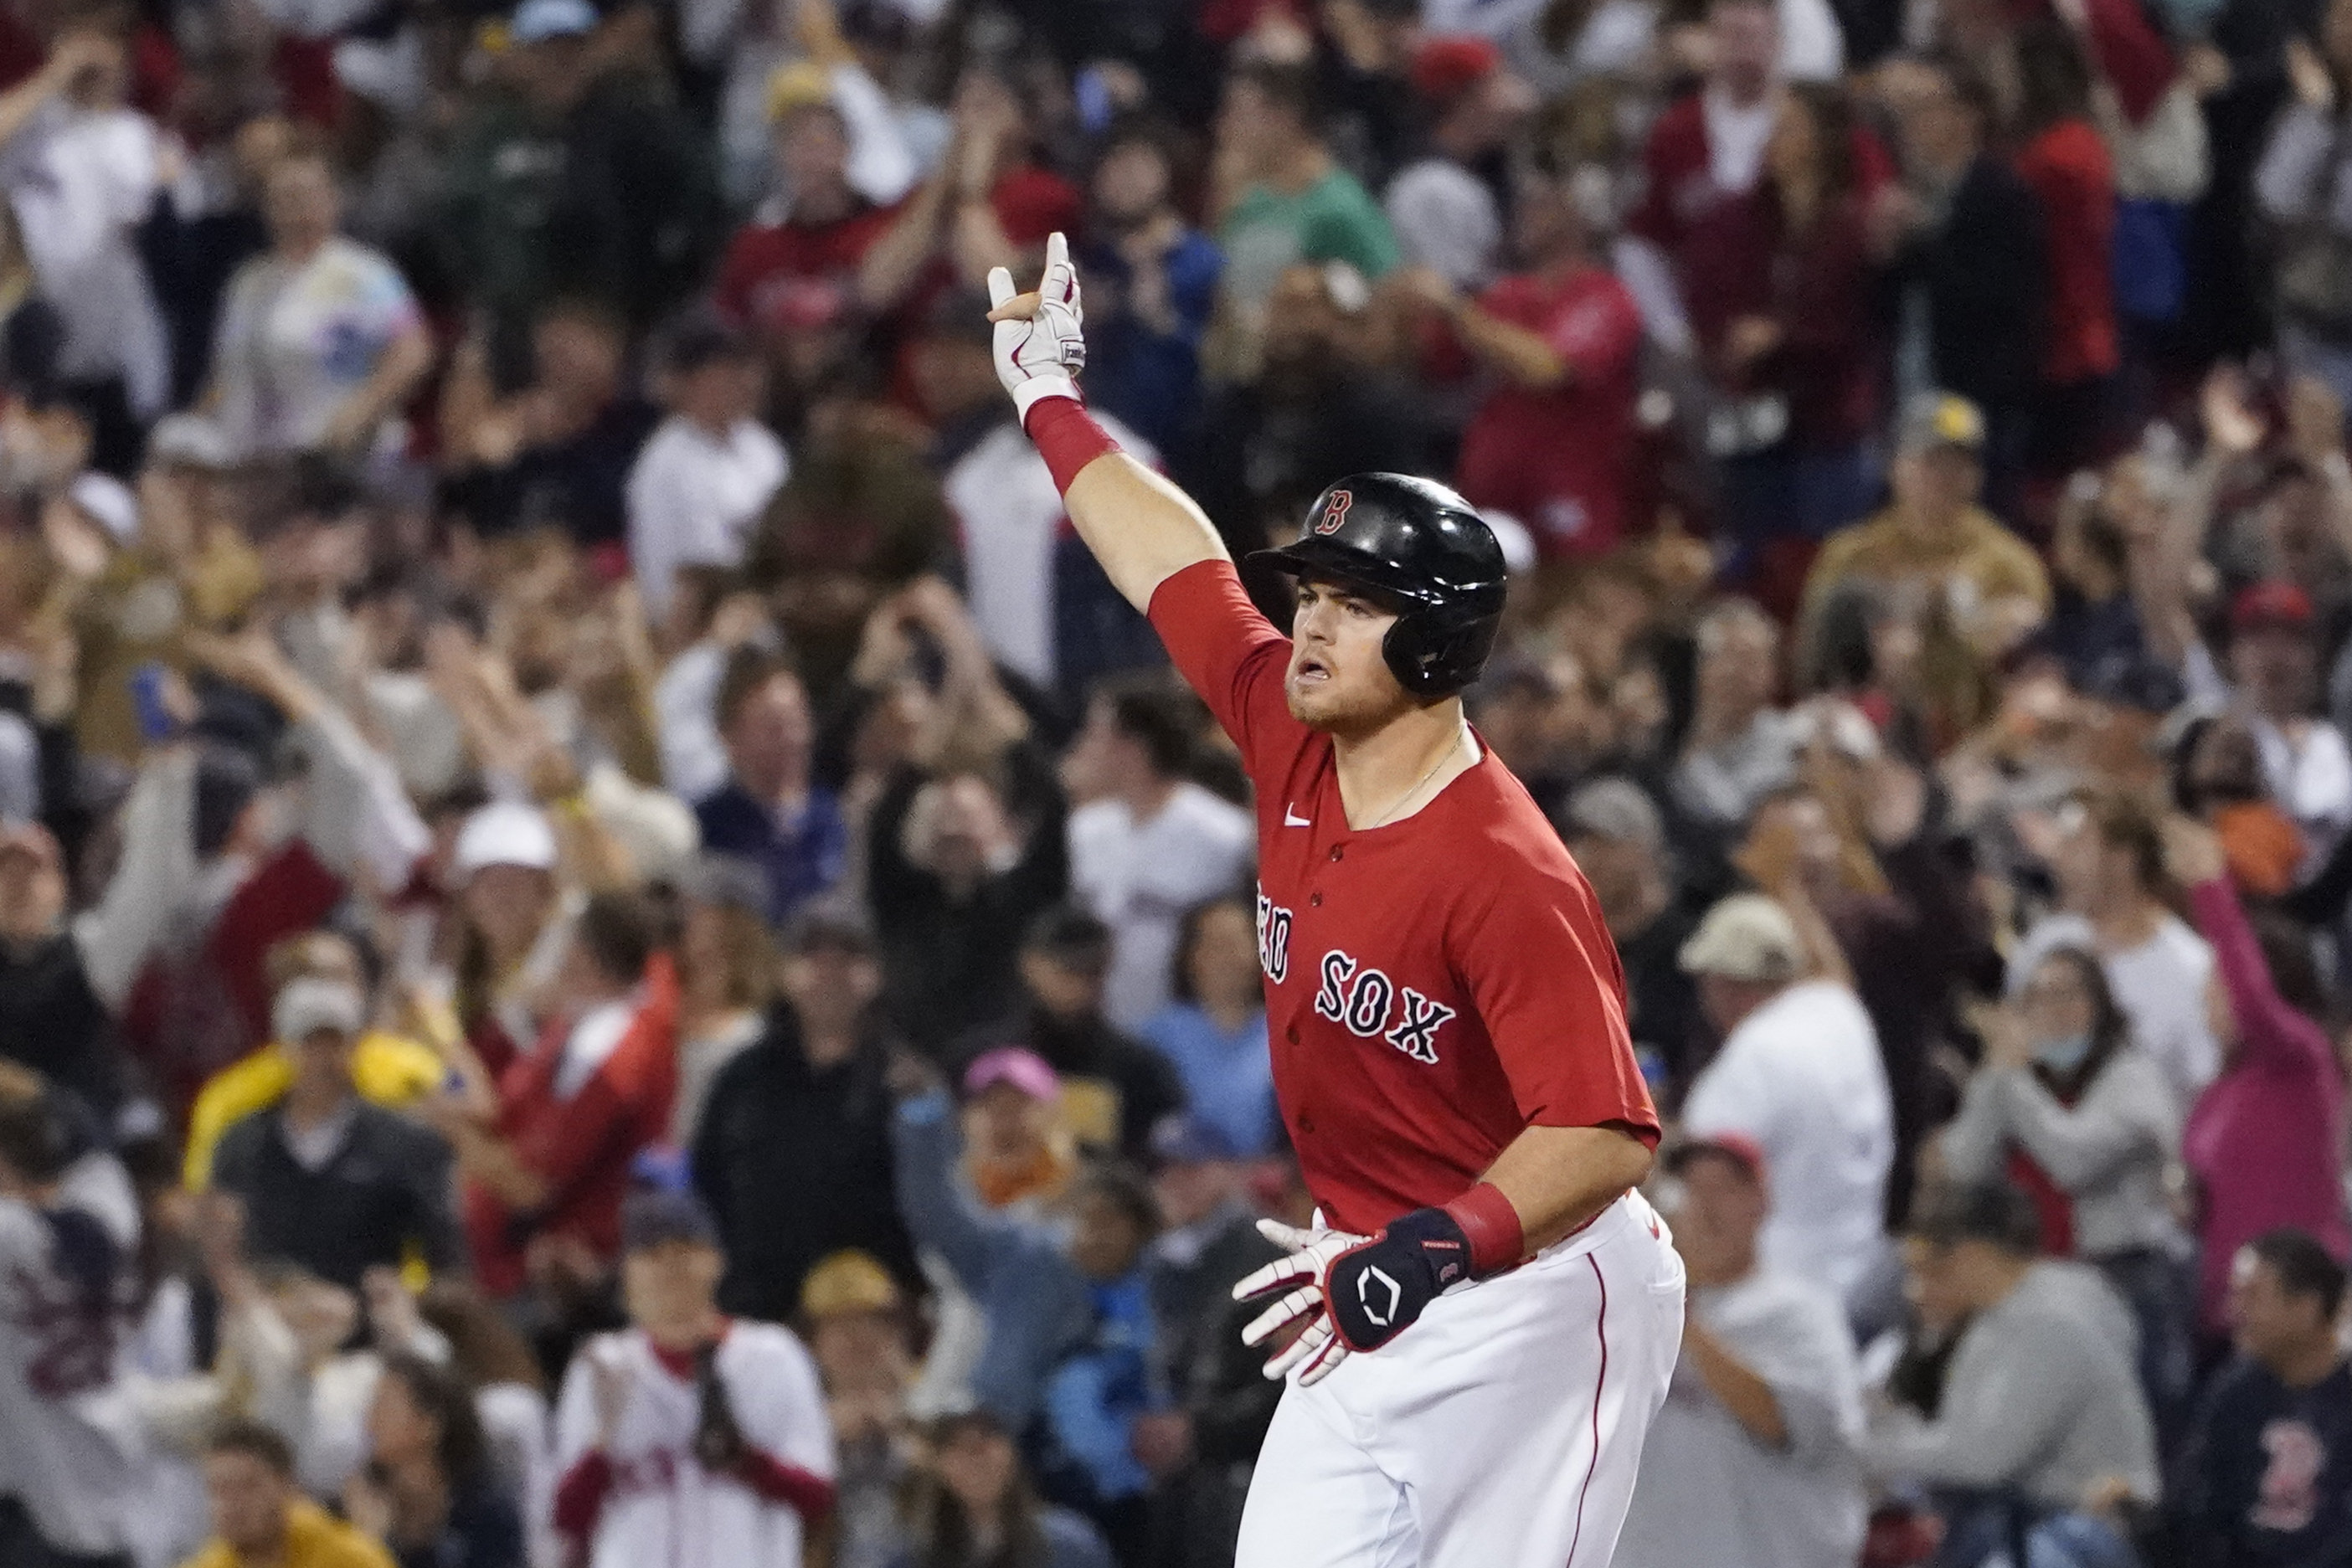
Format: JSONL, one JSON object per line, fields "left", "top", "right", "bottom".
{"left": 1233, "top": 1191, "right": 1686, "bottom": 1568}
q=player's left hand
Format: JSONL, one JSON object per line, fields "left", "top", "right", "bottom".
{"left": 1234, "top": 1218, "right": 1362, "bottom": 1385}
{"left": 1236, "top": 1206, "right": 1481, "bottom": 1380}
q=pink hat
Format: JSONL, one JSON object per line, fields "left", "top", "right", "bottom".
{"left": 962, "top": 1046, "right": 1058, "bottom": 1102}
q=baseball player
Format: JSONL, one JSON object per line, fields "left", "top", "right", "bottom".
{"left": 551, "top": 1185, "right": 836, "bottom": 1568}
{"left": 984, "top": 234, "right": 1684, "bottom": 1568}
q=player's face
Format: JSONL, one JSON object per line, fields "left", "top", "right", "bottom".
{"left": 1285, "top": 578, "right": 1414, "bottom": 735}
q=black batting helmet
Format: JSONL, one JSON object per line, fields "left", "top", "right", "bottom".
{"left": 1248, "top": 475, "right": 1507, "bottom": 698}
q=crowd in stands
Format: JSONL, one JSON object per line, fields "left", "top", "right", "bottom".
{"left": 0, "top": 0, "right": 2345, "bottom": 1563}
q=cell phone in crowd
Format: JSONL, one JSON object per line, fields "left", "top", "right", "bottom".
{"left": 129, "top": 662, "right": 179, "bottom": 743}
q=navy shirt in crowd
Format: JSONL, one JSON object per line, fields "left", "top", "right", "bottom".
{"left": 2180, "top": 1356, "right": 2352, "bottom": 1568}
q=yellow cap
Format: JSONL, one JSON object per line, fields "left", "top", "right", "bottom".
{"left": 766, "top": 60, "right": 834, "bottom": 122}
{"left": 800, "top": 1249, "right": 902, "bottom": 1319}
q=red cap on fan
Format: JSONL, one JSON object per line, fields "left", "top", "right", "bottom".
{"left": 1411, "top": 35, "right": 1502, "bottom": 105}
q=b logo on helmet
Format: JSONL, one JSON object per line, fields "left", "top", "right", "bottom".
{"left": 1314, "top": 490, "right": 1352, "bottom": 536}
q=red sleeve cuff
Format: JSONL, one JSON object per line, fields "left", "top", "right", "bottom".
{"left": 1024, "top": 397, "right": 1121, "bottom": 496}
{"left": 736, "top": 1451, "right": 836, "bottom": 1521}
{"left": 552, "top": 1450, "right": 615, "bottom": 1540}
{"left": 1444, "top": 1181, "right": 1525, "bottom": 1277}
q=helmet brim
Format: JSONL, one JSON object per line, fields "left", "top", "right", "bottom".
{"left": 1245, "top": 538, "right": 1436, "bottom": 611}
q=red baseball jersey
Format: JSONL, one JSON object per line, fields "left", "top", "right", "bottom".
{"left": 1147, "top": 560, "right": 1659, "bottom": 1236}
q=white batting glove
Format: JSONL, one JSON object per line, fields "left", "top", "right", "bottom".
{"left": 986, "top": 230, "right": 1086, "bottom": 424}
{"left": 1233, "top": 1217, "right": 1368, "bottom": 1386}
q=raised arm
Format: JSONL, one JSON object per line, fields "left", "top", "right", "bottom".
{"left": 985, "top": 233, "right": 1227, "bottom": 613}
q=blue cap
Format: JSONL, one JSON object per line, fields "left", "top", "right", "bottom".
{"left": 1149, "top": 1113, "right": 1243, "bottom": 1168}
{"left": 510, "top": 0, "right": 596, "bottom": 43}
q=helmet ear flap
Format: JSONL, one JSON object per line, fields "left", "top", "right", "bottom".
{"left": 1382, "top": 611, "right": 1500, "bottom": 699}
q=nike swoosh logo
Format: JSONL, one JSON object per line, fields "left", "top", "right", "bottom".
{"left": 1284, "top": 806, "right": 1311, "bottom": 828}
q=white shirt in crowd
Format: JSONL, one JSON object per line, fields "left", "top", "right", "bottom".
{"left": 2011, "top": 913, "right": 2221, "bottom": 1113}
{"left": 1069, "top": 782, "right": 1255, "bottom": 1031}
{"left": 947, "top": 413, "right": 1154, "bottom": 691}
{"left": 626, "top": 414, "right": 790, "bottom": 625}
{"left": 1681, "top": 980, "right": 1894, "bottom": 1305}
{"left": 2, "top": 101, "right": 167, "bottom": 416}
{"left": 1615, "top": 1268, "right": 1868, "bottom": 1568}
{"left": 553, "top": 1323, "right": 836, "bottom": 1568}
{"left": 0, "top": 1149, "right": 146, "bottom": 1560}
{"left": 1420, "top": 0, "right": 1843, "bottom": 83}
{"left": 209, "top": 234, "right": 422, "bottom": 459}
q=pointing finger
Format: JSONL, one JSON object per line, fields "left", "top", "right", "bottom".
{"left": 1241, "top": 1289, "right": 1320, "bottom": 1348}
{"left": 986, "top": 265, "right": 1016, "bottom": 310}
{"left": 1255, "top": 1218, "right": 1320, "bottom": 1252}
{"left": 1045, "top": 230, "right": 1071, "bottom": 293}
{"left": 1232, "top": 1254, "right": 1310, "bottom": 1302}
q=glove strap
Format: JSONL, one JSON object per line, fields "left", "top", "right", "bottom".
{"left": 1025, "top": 393, "right": 1119, "bottom": 496}
{"left": 1442, "top": 1181, "right": 1524, "bottom": 1277}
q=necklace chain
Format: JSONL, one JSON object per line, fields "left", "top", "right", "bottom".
{"left": 1360, "top": 729, "right": 1469, "bottom": 831}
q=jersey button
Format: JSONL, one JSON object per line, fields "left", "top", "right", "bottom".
{"left": 1285, "top": 1026, "right": 1300, "bottom": 1044}
{"left": 1329, "top": 846, "right": 1345, "bottom": 862}
{"left": 1310, "top": 892, "right": 1323, "bottom": 907}
{"left": 1299, "top": 1113, "right": 1315, "bottom": 1134}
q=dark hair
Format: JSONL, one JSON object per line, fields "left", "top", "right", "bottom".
{"left": 574, "top": 892, "right": 658, "bottom": 989}
{"left": 1168, "top": 894, "right": 1253, "bottom": 1005}
{"left": 2246, "top": 1228, "right": 2349, "bottom": 1319}
{"left": 208, "top": 1418, "right": 296, "bottom": 1476}
{"left": 0, "top": 1088, "right": 74, "bottom": 1186}
{"left": 418, "top": 1282, "right": 547, "bottom": 1394}
{"left": 1779, "top": 81, "right": 1857, "bottom": 208}
{"left": 378, "top": 1352, "right": 492, "bottom": 1484}
{"left": 1097, "top": 676, "right": 1199, "bottom": 779}
{"left": 2020, "top": 944, "right": 2132, "bottom": 1091}
{"left": 1906, "top": 1181, "right": 2044, "bottom": 1255}
{"left": 1923, "top": 53, "right": 1998, "bottom": 134}
{"left": 193, "top": 746, "right": 263, "bottom": 860}
{"left": 1022, "top": 902, "right": 1113, "bottom": 969}
{"left": 2015, "top": 18, "right": 2093, "bottom": 132}
{"left": 715, "top": 646, "right": 800, "bottom": 736}
{"left": 903, "top": 1414, "right": 1050, "bottom": 1568}
{"left": 1228, "top": 59, "right": 1319, "bottom": 129}
{"left": 1073, "top": 1158, "right": 1161, "bottom": 1237}
{"left": 2252, "top": 911, "right": 2330, "bottom": 1026}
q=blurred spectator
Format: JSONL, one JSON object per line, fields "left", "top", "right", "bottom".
{"left": 1878, "top": 56, "right": 2046, "bottom": 496}
{"left": 442, "top": 799, "right": 566, "bottom": 1085}
{"left": 2014, "top": 789, "right": 2222, "bottom": 1113}
{"left": 1212, "top": 60, "right": 1400, "bottom": 343}
{"left": 435, "top": 0, "right": 722, "bottom": 377}
{"left": 958, "top": 1048, "right": 1077, "bottom": 1215}
{"left": 958, "top": 906, "right": 1186, "bottom": 1159}
{"left": 713, "top": 63, "right": 901, "bottom": 348}
{"left": 1134, "top": 1113, "right": 1283, "bottom": 1568}
{"left": 669, "top": 855, "right": 777, "bottom": 1144}
{"left": 550, "top": 1185, "right": 836, "bottom": 1568}
{"left": 0, "top": 24, "right": 167, "bottom": 473}
{"left": 800, "top": 1251, "right": 917, "bottom": 1568}
{"left": 440, "top": 301, "right": 661, "bottom": 546}
{"left": 453, "top": 891, "right": 677, "bottom": 1298}
{"left": 625, "top": 318, "right": 788, "bottom": 627}
{"left": 2261, "top": 11, "right": 2352, "bottom": 403}
{"left": 1615, "top": 1135, "right": 1867, "bottom": 1568}
{"left": 1423, "top": 149, "right": 1643, "bottom": 560}
{"left": 0, "top": 820, "right": 124, "bottom": 1117}
{"left": 1686, "top": 82, "right": 1886, "bottom": 556}
{"left": 693, "top": 649, "right": 849, "bottom": 925}
{"left": 1073, "top": 121, "right": 1223, "bottom": 455}
{"left": 1678, "top": 892, "right": 1894, "bottom": 1306}
{"left": 867, "top": 750, "right": 1068, "bottom": 1053}
{"left": 1939, "top": 944, "right": 2192, "bottom": 1431}
{"left": 343, "top": 1353, "right": 526, "bottom": 1568}
{"left": 2187, "top": 582, "right": 2352, "bottom": 856}
{"left": 209, "top": 975, "right": 460, "bottom": 1292}
{"left": 892, "top": 1410, "right": 1115, "bottom": 1568}
{"left": 183, "top": 931, "right": 448, "bottom": 1195}
{"left": 201, "top": 141, "right": 434, "bottom": 465}
{"left": 188, "top": 1421, "right": 395, "bottom": 1568}
{"left": 1673, "top": 600, "right": 1799, "bottom": 835}
{"left": 1871, "top": 1184, "right": 2159, "bottom": 1554}
{"left": 1557, "top": 778, "right": 1706, "bottom": 1099}
{"left": 692, "top": 898, "right": 919, "bottom": 1322}
{"left": 1140, "top": 897, "right": 1279, "bottom": 1158}
{"left": 1063, "top": 677, "right": 1252, "bottom": 1031}
{"left": 891, "top": 1076, "right": 1161, "bottom": 1556}
{"left": 1383, "top": 38, "right": 1531, "bottom": 293}
{"left": 0, "top": 1076, "right": 144, "bottom": 1566}
{"left": 2173, "top": 825, "right": 2352, "bottom": 1343}
{"left": 2174, "top": 1229, "right": 2351, "bottom": 1568}
{"left": 2011, "top": 22, "right": 2121, "bottom": 476}
{"left": 1799, "top": 394, "right": 2052, "bottom": 728}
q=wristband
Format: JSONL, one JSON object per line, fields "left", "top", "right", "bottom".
{"left": 1025, "top": 395, "right": 1120, "bottom": 496}
{"left": 1442, "top": 1181, "right": 1525, "bottom": 1277}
